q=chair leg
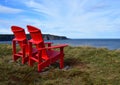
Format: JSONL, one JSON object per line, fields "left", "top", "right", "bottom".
{"left": 38, "top": 60, "right": 50, "bottom": 72}
{"left": 22, "top": 57, "right": 28, "bottom": 64}
{"left": 22, "top": 58, "right": 25, "bottom": 64}
{"left": 38, "top": 64, "right": 42, "bottom": 72}
{"left": 29, "top": 59, "right": 34, "bottom": 66}
{"left": 60, "top": 54, "right": 64, "bottom": 69}
{"left": 13, "top": 55, "right": 20, "bottom": 61}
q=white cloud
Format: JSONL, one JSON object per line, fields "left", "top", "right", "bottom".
{"left": 0, "top": 5, "right": 23, "bottom": 14}
{"left": 1, "top": 0, "right": 120, "bottom": 38}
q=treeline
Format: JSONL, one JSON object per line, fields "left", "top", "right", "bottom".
{"left": 0, "top": 34, "right": 68, "bottom": 41}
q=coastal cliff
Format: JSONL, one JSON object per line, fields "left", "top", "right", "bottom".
{"left": 0, "top": 34, "right": 68, "bottom": 41}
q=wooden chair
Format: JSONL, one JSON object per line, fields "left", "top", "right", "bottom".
{"left": 11, "top": 26, "right": 37, "bottom": 64}
{"left": 27, "top": 25, "right": 68, "bottom": 72}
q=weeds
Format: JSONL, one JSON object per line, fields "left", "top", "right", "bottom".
{"left": 0, "top": 44, "right": 120, "bottom": 85}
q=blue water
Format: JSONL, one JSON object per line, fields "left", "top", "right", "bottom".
{"left": 1, "top": 39, "right": 120, "bottom": 50}
{"left": 46, "top": 39, "right": 120, "bottom": 50}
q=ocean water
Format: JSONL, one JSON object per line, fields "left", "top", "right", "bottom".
{"left": 46, "top": 39, "right": 120, "bottom": 50}
{"left": 1, "top": 39, "right": 120, "bottom": 50}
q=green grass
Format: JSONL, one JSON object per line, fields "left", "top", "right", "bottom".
{"left": 1, "top": 44, "right": 120, "bottom": 85}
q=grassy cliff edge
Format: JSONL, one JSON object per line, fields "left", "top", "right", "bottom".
{"left": 0, "top": 44, "right": 120, "bottom": 85}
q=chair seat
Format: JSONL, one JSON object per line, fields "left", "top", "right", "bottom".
{"left": 33, "top": 50, "right": 60, "bottom": 61}
{"left": 46, "top": 50, "right": 60, "bottom": 59}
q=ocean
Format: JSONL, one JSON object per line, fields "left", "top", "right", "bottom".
{"left": 1, "top": 39, "right": 120, "bottom": 50}
{"left": 46, "top": 39, "right": 120, "bottom": 50}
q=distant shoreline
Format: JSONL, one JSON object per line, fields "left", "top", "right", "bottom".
{"left": 0, "top": 34, "right": 68, "bottom": 41}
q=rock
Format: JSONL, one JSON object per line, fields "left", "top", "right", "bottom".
{"left": 63, "top": 65, "right": 70, "bottom": 71}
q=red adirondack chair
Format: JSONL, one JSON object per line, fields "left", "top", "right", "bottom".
{"left": 11, "top": 26, "right": 37, "bottom": 64}
{"left": 27, "top": 25, "right": 68, "bottom": 72}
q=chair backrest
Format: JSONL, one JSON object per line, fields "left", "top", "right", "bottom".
{"left": 27, "top": 25, "right": 45, "bottom": 48}
{"left": 27, "top": 25, "right": 48, "bottom": 59}
{"left": 11, "top": 26, "right": 27, "bottom": 49}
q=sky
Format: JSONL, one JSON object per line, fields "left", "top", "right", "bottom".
{"left": 0, "top": 0, "right": 120, "bottom": 38}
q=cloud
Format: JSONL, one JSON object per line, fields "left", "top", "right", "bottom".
{"left": 0, "top": 5, "right": 23, "bottom": 14}
{"left": 21, "top": 0, "right": 120, "bottom": 38}
{"left": 0, "top": 0, "right": 120, "bottom": 38}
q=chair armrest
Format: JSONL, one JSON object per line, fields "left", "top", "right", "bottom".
{"left": 44, "top": 42, "right": 53, "bottom": 47}
{"left": 29, "top": 39, "right": 43, "bottom": 44}
{"left": 13, "top": 38, "right": 26, "bottom": 42}
{"left": 44, "top": 42, "right": 53, "bottom": 44}
{"left": 13, "top": 38, "right": 27, "bottom": 48}
{"left": 38, "top": 44, "right": 68, "bottom": 50}
{"left": 22, "top": 44, "right": 27, "bottom": 47}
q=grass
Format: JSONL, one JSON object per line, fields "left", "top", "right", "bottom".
{"left": 1, "top": 44, "right": 120, "bottom": 85}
